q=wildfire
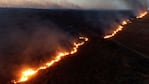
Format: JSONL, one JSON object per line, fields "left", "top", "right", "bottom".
{"left": 137, "top": 11, "right": 148, "bottom": 19}
{"left": 104, "top": 25, "right": 124, "bottom": 39}
{"left": 11, "top": 10, "right": 148, "bottom": 84}
{"left": 121, "top": 20, "right": 127, "bottom": 25}
{"left": 12, "top": 36, "right": 88, "bottom": 84}
{"left": 104, "top": 11, "right": 148, "bottom": 39}
{"left": 104, "top": 19, "right": 130, "bottom": 39}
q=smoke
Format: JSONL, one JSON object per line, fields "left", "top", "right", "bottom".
{"left": 122, "top": 0, "right": 148, "bottom": 13}
{"left": 0, "top": 0, "right": 148, "bottom": 83}
{"left": 0, "top": 0, "right": 148, "bottom": 11}
{"left": 82, "top": 10, "right": 135, "bottom": 35}
{"left": 147, "top": 0, "right": 149, "bottom": 10}
{"left": 0, "top": 10, "right": 75, "bottom": 83}
{"left": 0, "top": 0, "right": 80, "bottom": 9}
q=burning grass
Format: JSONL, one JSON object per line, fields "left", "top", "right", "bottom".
{"left": 11, "top": 36, "right": 88, "bottom": 84}
{"left": 104, "top": 11, "right": 148, "bottom": 39}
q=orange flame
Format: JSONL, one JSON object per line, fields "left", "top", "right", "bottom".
{"left": 104, "top": 25, "right": 124, "bottom": 39}
{"left": 11, "top": 11, "right": 148, "bottom": 83}
{"left": 121, "top": 20, "right": 127, "bottom": 25}
{"left": 104, "top": 19, "right": 131, "bottom": 39}
{"left": 12, "top": 36, "right": 88, "bottom": 84}
{"left": 18, "top": 69, "right": 37, "bottom": 82}
{"left": 137, "top": 11, "right": 148, "bottom": 19}
{"left": 104, "top": 11, "right": 148, "bottom": 39}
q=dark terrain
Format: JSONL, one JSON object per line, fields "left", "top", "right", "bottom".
{"left": 0, "top": 8, "right": 148, "bottom": 84}
{"left": 23, "top": 10, "right": 149, "bottom": 84}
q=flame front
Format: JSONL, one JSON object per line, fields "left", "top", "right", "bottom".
{"left": 137, "top": 11, "right": 148, "bottom": 19}
{"left": 11, "top": 11, "right": 148, "bottom": 84}
{"left": 104, "top": 20, "right": 127, "bottom": 39}
{"left": 12, "top": 36, "right": 88, "bottom": 84}
{"left": 104, "top": 11, "right": 148, "bottom": 39}
{"left": 19, "top": 69, "right": 37, "bottom": 82}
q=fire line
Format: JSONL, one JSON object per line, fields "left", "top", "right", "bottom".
{"left": 104, "top": 11, "right": 148, "bottom": 39}
{"left": 11, "top": 11, "right": 148, "bottom": 84}
{"left": 11, "top": 36, "right": 88, "bottom": 84}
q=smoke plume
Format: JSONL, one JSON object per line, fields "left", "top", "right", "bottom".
{"left": 0, "top": 0, "right": 148, "bottom": 11}
{"left": 0, "top": 0, "right": 148, "bottom": 83}
{"left": 0, "top": 10, "right": 74, "bottom": 83}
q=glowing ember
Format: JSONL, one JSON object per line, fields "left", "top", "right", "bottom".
{"left": 12, "top": 36, "right": 88, "bottom": 84}
{"left": 137, "top": 11, "right": 148, "bottom": 19}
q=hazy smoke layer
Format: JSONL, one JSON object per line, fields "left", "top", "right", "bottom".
{"left": 0, "top": 0, "right": 148, "bottom": 10}
{"left": 0, "top": 10, "right": 74, "bottom": 83}
{"left": 0, "top": 0, "right": 148, "bottom": 83}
